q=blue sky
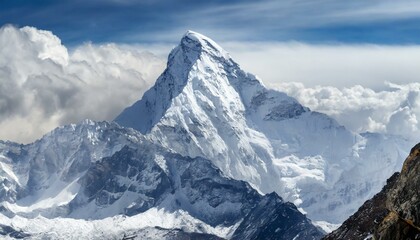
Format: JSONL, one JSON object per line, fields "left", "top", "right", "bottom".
{"left": 2, "top": 0, "right": 420, "bottom": 45}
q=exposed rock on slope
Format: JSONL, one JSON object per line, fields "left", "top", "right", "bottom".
{"left": 0, "top": 121, "right": 323, "bottom": 239}
{"left": 324, "top": 143, "right": 420, "bottom": 240}
{"left": 231, "top": 192, "right": 321, "bottom": 240}
{"left": 115, "top": 30, "right": 413, "bottom": 224}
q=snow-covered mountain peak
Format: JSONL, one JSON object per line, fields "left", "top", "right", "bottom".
{"left": 180, "top": 30, "right": 231, "bottom": 61}
{"left": 115, "top": 31, "right": 257, "bottom": 134}
{"left": 115, "top": 32, "right": 414, "bottom": 225}
{"left": 116, "top": 31, "right": 304, "bottom": 134}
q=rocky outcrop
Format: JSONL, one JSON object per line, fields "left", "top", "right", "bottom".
{"left": 232, "top": 192, "right": 323, "bottom": 240}
{"left": 376, "top": 143, "right": 420, "bottom": 240}
{"left": 68, "top": 146, "right": 324, "bottom": 239}
{"left": 324, "top": 143, "right": 420, "bottom": 240}
{"left": 323, "top": 173, "right": 399, "bottom": 240}
{"left": 0, "top": 121, "right": 324, "bottom": 239}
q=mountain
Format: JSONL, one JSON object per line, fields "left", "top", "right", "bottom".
{"left": 0, "top": 30, "right": 414, "bottom": 238}
{"left": 324, "top": 142, "right": 420, "bottom": 240}
{"left": 0, "top": 121, "right": 322, "bottom": 239}
{"left": 115, "top": 30, "right": 414, "bottom": 226}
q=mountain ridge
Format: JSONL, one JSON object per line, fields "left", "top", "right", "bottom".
{"left": 0, "top": 120, "right": 323, "bottom": 239}
{"left": 115, "top": 31, "right": 414, "bottom": 225}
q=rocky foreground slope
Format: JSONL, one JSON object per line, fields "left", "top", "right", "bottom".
{"left": 324, "top": 142, "right": 420, "bottom": 240}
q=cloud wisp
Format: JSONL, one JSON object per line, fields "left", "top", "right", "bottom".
{"left": 145, "top": 0, "right": 420, "bottom": 43}
{"left": 2, "top": 0, "right": 420, "bottom": 44}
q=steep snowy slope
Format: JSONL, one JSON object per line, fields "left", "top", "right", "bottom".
{"left": 0, "top": 120, "right": 144, "bottom": 218}
{"left": 116, "top": 31, "right": 414, "bottom": 225}
{"left": 0, "top": 121, "right": 322, "bottom": 239}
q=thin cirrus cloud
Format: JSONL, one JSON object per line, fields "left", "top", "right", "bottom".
{"left": 128, "top": 0, "right": 420, "bottom": 44}
{"left": 2, "top": 0, "right": 420, "bottom": 44}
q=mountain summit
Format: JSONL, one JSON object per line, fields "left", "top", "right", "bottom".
{"left": 116, "top": 29, "right": 310, "bottom": 197}
{"left": 115, "top": 30, "right": 307, "bottom": 135}
{"left": 115, "top": 31, "right": 413, "bottom": 226}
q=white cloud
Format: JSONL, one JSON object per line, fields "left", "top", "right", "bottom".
{"left": 220, "top": 42, "right": 420, "bottom": 139}
{"left": 272, "top": 82, "right": 420, "bottom": 140}
{"left": 164, "top": 0, "right": 420, "bottom": 42}
{"left": 387, "top": 106, "right": 418, "bottom": 137}
{"left": 0, "top": 25, "right": 165, "bottom": 143}
{"left": 1, "top": 25, "right": 419, "bottom": 143}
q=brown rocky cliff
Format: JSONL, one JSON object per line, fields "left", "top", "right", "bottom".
{"left": 375, "top": 143, "right": 420, "bottom": 240}
{"left": 324, "top": 143, "right": 420, "bottom": 240}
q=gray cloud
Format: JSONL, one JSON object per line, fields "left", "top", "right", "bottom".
{"left": 0, "top": 25, "right": 165, "bottom": 143}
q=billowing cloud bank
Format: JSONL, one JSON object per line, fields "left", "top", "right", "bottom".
{"left": 0, "top": 25, "right": 419, "bottom": 143}
{"left": 0, "top": 25, "right": 165, "bottom": 143}
{"left": 223, "top": 42, "right": 420, "bottom": 140}
{"left": 273, "top": 82, "right": 420, "bottom": 140}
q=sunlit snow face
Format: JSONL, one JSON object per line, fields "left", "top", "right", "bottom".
{"left": 220, "top": 43, "right": 420, "bottom": 140}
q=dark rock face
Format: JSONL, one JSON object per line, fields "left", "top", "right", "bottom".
{"left": 323, "top": 173, "right": 399, "bottom": 240}
{"left": 0, "top": 121, "right": 145, "bottom": 205}
{"left": 72, "top": 146, "right": 172, "bottom": 216}
{"left": 177, "top": 156, "right": 261, "bottom": 226}
{"left": 68, "top": 145, "right": 323, "bottom": 238}
{"left": 324, "top": 143, "right": 420, "bottom": 240}
{"left": 0, "top": 224, "right": 30, "bottom": 239}
{"left": 376, "top": 143, "right": 420, "bottom": 240}
{"left": 128, "top": 226, "right": 225, "bottom": 240}
{"left": 232, "top": 192, "right": 323, "bottom": 240}
{"left": 0, "top": 121, "right": 323, "bottom": 238}
{"left": 264, "top": 101, "right": 307, "bottom": 121}
{"left": 249, "top": 90, "right": 309, "bottom": 121}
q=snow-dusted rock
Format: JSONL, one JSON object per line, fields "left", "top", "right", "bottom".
{"left": 0, "top": 121, "right": 323, "bottom": 239}
{"left": 116, "top": 31, "right": 414, "bottom": 224}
